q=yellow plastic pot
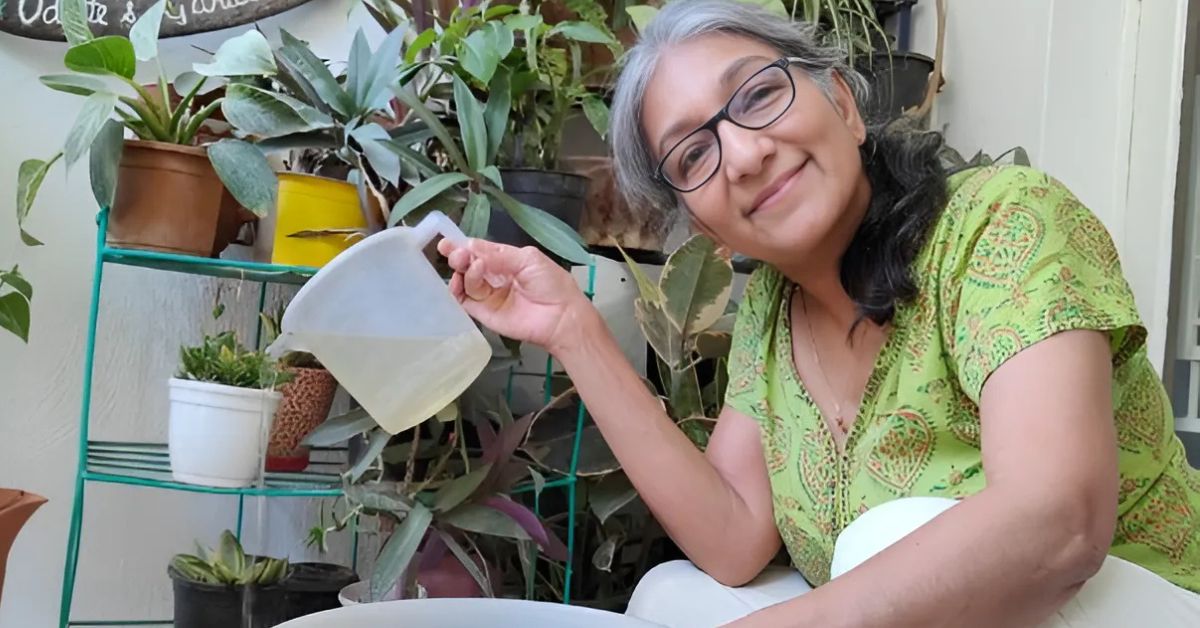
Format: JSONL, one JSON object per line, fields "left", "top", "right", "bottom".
{"left": 272, "top": 173, "right": 369, "bottom": 268}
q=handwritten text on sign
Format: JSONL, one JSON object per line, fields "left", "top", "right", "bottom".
{"left": 1, "top": 0, "right": 315, "bottom": 41}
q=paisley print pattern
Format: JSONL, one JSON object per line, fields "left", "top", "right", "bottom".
{"left": 725, "top": 166, "right": 1200, "bottom": 593}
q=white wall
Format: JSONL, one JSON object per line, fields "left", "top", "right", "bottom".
{"left": 910, "top": 0, "right": 1189, "bottom": 371}
{"left": 0, "top": 3, "right": 373, "bottom": 625}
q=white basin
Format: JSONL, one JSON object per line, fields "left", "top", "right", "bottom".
{"left": 277, "top": 597, "right": 663, "bottom": 627}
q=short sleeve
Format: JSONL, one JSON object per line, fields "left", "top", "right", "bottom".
{"left": 724, "top": 266, "right": 784, "bottom": 423}
{"left": 944, "top": 167, "right": 1146, "bottom": 404}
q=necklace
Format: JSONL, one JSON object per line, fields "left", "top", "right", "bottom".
{"left": 799, "top": 288, "right": 850, "bottom": 434}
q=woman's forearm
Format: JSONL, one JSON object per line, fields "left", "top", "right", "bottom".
{"left": 551, "top": 305, "right": 771, "bottom": 580}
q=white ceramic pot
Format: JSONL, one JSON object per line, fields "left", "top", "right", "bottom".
{"left": 168, "top": 377, "right": 282, "bottom": 488}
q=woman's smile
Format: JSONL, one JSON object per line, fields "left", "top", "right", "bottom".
{"left": 747, "top": 157, "right": 810, "bottom": 219}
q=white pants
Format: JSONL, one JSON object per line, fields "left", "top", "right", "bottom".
{"left": 626, "top": 497, "right": 1200, "bottom": 627}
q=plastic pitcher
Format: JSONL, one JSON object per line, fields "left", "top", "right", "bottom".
{"left": 268, "top": 211, "right": 490, "bottom": 434}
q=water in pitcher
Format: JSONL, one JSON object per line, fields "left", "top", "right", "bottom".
{"left": 296, "top": 331, "right": 490, "bottom": 434}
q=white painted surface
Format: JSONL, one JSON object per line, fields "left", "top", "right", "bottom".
{"left": 0, "top": 3, "right": 374, "bottom": 625}
{"left": 911, "top": 0, "right": 1190, "bottom": 371}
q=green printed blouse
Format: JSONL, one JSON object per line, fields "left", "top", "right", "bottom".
{"left": 726, "top": 165, "right": 1200, "bottom": 592}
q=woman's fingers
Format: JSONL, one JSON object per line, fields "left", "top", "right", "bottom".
{"left": 462, "top": 255, "right": 494, "bottom": 301}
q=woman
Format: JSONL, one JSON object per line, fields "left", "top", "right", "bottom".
{"left": 438, "top": 0, "right": 1200, "bottom": 625}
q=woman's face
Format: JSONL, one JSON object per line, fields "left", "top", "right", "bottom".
{"left": 640, "top": 33, "right": 869, "bottom": 267}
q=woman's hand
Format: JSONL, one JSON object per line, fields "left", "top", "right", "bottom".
{"left": 438, "top": 238, "right": 593, "bottom": 353}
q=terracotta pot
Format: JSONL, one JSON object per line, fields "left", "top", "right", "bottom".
{"left": 266, "top": 367, "right": 338, "bottom": 472}
{"left": 563, "top": 156, "right": 669, "bottom": 251}
{"left": 212, "top": 192, "right": 259, "bottom": 256}
{"left": 109, "top": 140, "right": 226, "bottom": 256}
{"left": 0, "top": 489, "right": 47, "bottom": 607}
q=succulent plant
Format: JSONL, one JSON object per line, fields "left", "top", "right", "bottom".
{"left": 170, "top": 530, "right": 290, "bottom": 586}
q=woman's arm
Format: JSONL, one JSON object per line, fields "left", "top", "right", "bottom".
{"left": 730, "top": 329, "right": 1119, "bottom": 628}
{"left": 553, "top": 304, "right": 783, "bottom": 586}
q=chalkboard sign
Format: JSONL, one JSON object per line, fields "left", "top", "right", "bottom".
{"left": 0, "top": 0, "right": 315, "bottom": 42}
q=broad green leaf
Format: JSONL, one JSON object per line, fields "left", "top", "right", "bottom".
{"left": 391, "top": 85, "right": 470, "bottom": 173}
{"left": 484, "top": 4, "right": 517, "bottom": 19}
{"left": 452, "top": 75, "right": 487, "bottom": 172}
{"left": 0, "top": 293, "right": 31, "bottom": 343}
{"left": 480, "top": 165, "right": 502, "bottom": 188}
{"left": 39, "top": 74, "right": 110, "bottom": 97}
{"left": 64, "top": 37, "right": 136, "bottom": 79}
{"left": 635, "top": 298, "right": 683, "bottom": 368}
{"left": 344, "top": 482, "right": 413, "bottom": 514}
{"left": 404, "top": 28, "right": 438, "bottom": 64}
{"left": 625, "top": 6, "right": 659, "bottom": 32}
{"left": 659, "top": 235, "right": 733, "bottom": 336}
{"left": 483, "top": 70, "right": 511, "bottom": 163}
{"left": 16, "top": 154, "right": 62, "bottom": 247}
{"left": 433, "top": 464, "right": 492, "bottom": 512}
{"left": 64, "top": 92, "right": 117, "bottom": 169}
{"left": 351, "top": 123, "right": 402, "bottom": 186}
{"left": 581, "top": 95, "right": 609, "bottom": 139}
{"left": 694, "top": 328, "right": 732, "bottom": 359}
{"left": 89, "top": 120, "right": 124, "bottom": 210}
{"left": 0, "top": 268, "right": 33, "bottom": 301}
{"left": 216, "top": 531, "right": 247, "bottom": 579}
{"left": 504, "top": 14, "right": 542, "bottom": 31}
{"left": 441, "top": 503, "right": 530, "bottom": 541}
{"left": 382, "top": 139, "right": 440, "bottom": 179}
{"left": 59, "top": 0, "right": 93, "bottom": 47}
{"left": 345, "top": 30, "right": 372, "bottom": 111}
{"left": 550, "top": 21, "right": 615, "bottom": 45}
{"left": 370, "top": 502, "right": 432, "bottom": 602}
{"left": 484, "top": 186, "right": 590, "bottom": 265}
{"left": 207, "top": 139, "right": 277, "bottom": 218}
{"left": 615, "top": 245, "right": 662, "bottom": 305}
{"left": 670, "top": 366, "right": 704, "bottom": 422}
{"left": 172, "top": 71, "right": 217, "bottom": 98}
{"left": 359, "top": 26, "right": 407, "bottom": 113}
{"left": 460, "top": 193, "right": 490, "bottom": 238}
{"left": 348, "top": 427, "right": 391, "bottom": 482}
{"left": 302, "top": 408, "right": 376, "bottom": 446}
{"left": 435, "top": 529, "right": 493, "bottom": 597}
{"left": 589, "top": 472, "right": 638, "bottom": 525}
{"left": 193, "top": 30, "right": 276, "bottom": 77}
{"left": 129, "top": 0, "right": 166, "bottom": 62}
{"left": 483, "top": 21, "right": 515, "bottom": 59}
{"left": 277, "top": 30, "right": 353, "bottom": 117}
{"left": 221, "top": 83, "right": 334, "bottom": 138}
{"left": 459, "top": 29, "right": 500, "bottom": 84}
{"left": 388, "top": 173, "right": 470, "bottom": 227}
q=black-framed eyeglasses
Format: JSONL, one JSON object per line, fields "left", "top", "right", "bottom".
{"left": 654, "top": 57, "right": 801, "bottom": 193}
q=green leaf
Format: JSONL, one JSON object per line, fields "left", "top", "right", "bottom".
{"left": 370, "top": 502, "right": 432, "bottom": 602}
{"left": 484, "top": 186, "right": 590, "bottom": 265}
{"left": 359, "top": 26, "right": 407, "bottom": 113}
{"left": 351, "top": 123, "right": 402, "bottom": 186}
{"left": 388, "top": 173, "right": 471, "bottom": 227}
{"left": 59, "top": 0, "right": 93, "bottom": 47}
{"left": 216, "top": 531, "right": 247, "bottom": 579}
{"left": 615, "top": 245, "right": 662, "bottom": 305}
{"left": 64, "top": 37, "right": 136, "bottom": 79}
{"left": 383, "top": 139, "right": 440, "bottom": 180}
{"left": 441, "top": 503, "right": 530, "bottom": 541}
{"left": 64, "top": 92, "right": 117, "bottom": 169}
{"left": 480, "top": 166, "right": 502, "bottom": 188}
{"left": 528, "top": 466, "right": 546, "bottom": 499}
{"left": 625, "top": 6, "right": 659, "bottom": 31}
{"left": 277, "top": 31, "right": 353, "bottom": 117}
{"left": 550, "top": 21, "right": 615, "bottom": 44}
{"left": 432, "top": 464, "right": 492, "bottom": 512}
{"left": 39, "top": 74, "right": 110, "bottom": 97}
{"left": 221, "top": 83, "right": 334, "bottom": 138}
{"left": 303, "top": 408, "right": 376, "bottom": 446}
{"left": 635, "top": 298, "right": 683, "bottom": 367}
{"left": 581, "top": 95, "right": 609, "bottom": 139}
{"left": 0, "top": 293, "right": 31, "bottom": 343}
{"left": 659, "top": 235, "right": 734, "bottom": 336}
{"left": 459, "top": 29, "right": 501, "bottom": 84}
{"left": 460, "top": 193, "right": 490, "bottom": 238}
{"left": 483, "top": 70, "right": 511, "bottom": 163}
{"left": 89, "top": 119, "right": 124, "bottom": 210}
{"left": 193, "top": 30, "right": 276, "bottom": 77}
{"left": 16, "top": 154, "right": 62, "bottom": 247}
{"left": 129, "top": 0, "right": 166, "bottom": 62}
{"left": 452, "top": 76, "right": 487, "bottom": 173}
{"left": 504, "top": 14, "right": 542, "bottom": 31}
{"left": 391, "top": 85, "right": 470, "bottom": 174}
{"left": 172, "top": 71, "right": 216, "bottom": 98}
{"left": 348, "top": 427, "right": 391, "bottom": 482}
{"left": 589, "top": 472, "right": 638, "bottom": 525}
{"left": 207, "top": 139, "right": 277, "bottom": 218}
{"left": 404, "top": 28, "right": 438, "bottom": 64}
{"left": 483, "top": 21, "right": 515, "bottom": 59}
{"left": 1, "top": 268, "right": 33, "bottom": 302}
{"left": 435, "top": 529, "right": 493, "bottom": 597}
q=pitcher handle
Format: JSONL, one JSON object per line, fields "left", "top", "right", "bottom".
{"left": 411, "top": 211, "right": 468, "bottom": 249}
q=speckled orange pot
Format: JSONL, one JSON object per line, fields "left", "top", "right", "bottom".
{"left": 266, "top": 368, "right": 338, "bottom": 472}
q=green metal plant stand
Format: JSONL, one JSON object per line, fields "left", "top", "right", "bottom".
{"left": 58, "top": 209, "right": 595, "bottom": 627}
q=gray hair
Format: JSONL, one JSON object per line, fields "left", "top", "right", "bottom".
{"left": 609, "top": 0, "right": 869, "bottom": 216}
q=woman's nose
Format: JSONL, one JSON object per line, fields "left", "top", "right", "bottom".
{"left": 717, "top": 121, "right": 774, "bottom": 183}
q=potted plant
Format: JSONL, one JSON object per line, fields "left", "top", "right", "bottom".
{"left": 16, "top": 0, "right": 276, "bottom": 258}
{"left": 0, "top": 489, "right": 46, "bottom": 608}
{"left": 302, "top": 396, "right": 568, "bottom": 604}
{"left": 168, "top": 530, "right": 290, "bottom": 628}
{"left": 258, "top": 308, "right": 339, "bottom": 472}
{"left": 169, "top": 330, "right": 293, "bottom": 487}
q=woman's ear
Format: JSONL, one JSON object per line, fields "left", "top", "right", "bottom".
{"left": 831, "top": 72, "right": 867, "bottom": 145}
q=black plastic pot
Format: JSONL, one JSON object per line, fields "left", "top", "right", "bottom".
{"left": 282, "top": 562, "right": 360, "bottom": 621}
{"left": 489, "top": 169, "right": 588, "bottom": 259}
{"left": 169, "top": 565, "right": 288, "bottom": 628}
{"left": 855, "top": 52, "right": 936, "bottom": 123}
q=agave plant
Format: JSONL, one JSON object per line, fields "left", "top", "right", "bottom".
{"left": 170, "top": 530, "right": 290, "bottom": 586}
{"left": 178, "top": 331, "right": 294, "bottom": 390}
{"left": 16, "top": 0, "right": 276, "bottom": 247}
